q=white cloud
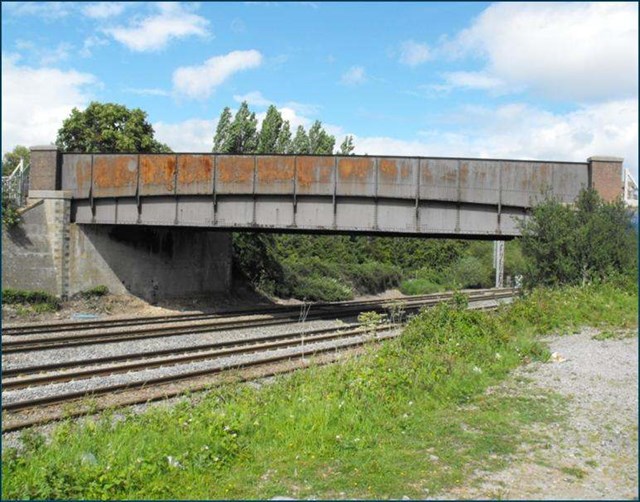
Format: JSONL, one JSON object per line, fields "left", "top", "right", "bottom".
{"left": 82, "top": 3, "right": 126, "bottom": 19}
{"left": 399, "top": 40, "right": 431, "bottom": 67}
{"left": 80, "top": 36, "right": 109, "bottom": 58}
{"left": 173, "top": 50, "right": 263, "bottom": 99}
{"left": 105, "top": 3, "right": 210, "bottom": 52}
{"left": 2, "top": 2, "right": 72, "bottom": 19}
{"left": 440, "top": 71, "right": 506, "bottom": 92}
{"left": 352, "top": 99, "right": 638, "bottom": 176}
{"left": 124, "top": 87, "right": 171, "bottom": 97}
{"left": 444, "top": 2, "right": 638, "bottom": 101}
{"left": 2, "top": 55, "right": 97, "bottom": 152}
{"left": 153, "top": 118, "right": 217, "bottom": 152}
{"left": 341, "top": 66, "right": 366, "bottom": 86}
{"left": 232, "top": 91, "right": 319, "bottom": 116}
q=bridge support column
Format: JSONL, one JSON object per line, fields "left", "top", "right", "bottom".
{"left": 493, "top": 240, "right": 504, "bottom": 288}
{"left": 588, "top": 156, "right": 624, "bottom": 202}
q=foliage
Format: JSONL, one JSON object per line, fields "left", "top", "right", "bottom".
{"left": 519, "top": 188, "right": 638, "bottom": 287}
{"left": 2, "top": 195, "right": 22, "bottom": 228}
{"left": 76, "top": 285, "right": 109, "bottom": 299}
{"left": 4, "top": 283, "right": 635, "bottom": 500}
{"left": 291, "top": 125, "right": 310, "bottom": 154}
{"left": 308, "top": 120, "right": 335, "bottom": 154}
{"left": 2, "top": 288, "right": 60, "bottom": 310}
{"left": 2, "top": 145, "right": 30, "bottom": 176}
{"left": 55, "top": 102, "right": 172, "bottom": 153}
{"left": 212, "top": 107, "right": 233, "bottom": 153}
{"left": 339, "top": 135, "right": 355, "bottom": 155}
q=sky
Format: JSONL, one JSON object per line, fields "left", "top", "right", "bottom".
{"left": 2, "top": 2, "right": 638, "bottom": 176}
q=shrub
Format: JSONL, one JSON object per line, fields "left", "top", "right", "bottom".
{"left": 290, "top": 275, "right": 353, "bottom": 302}
{"left": 519, "top": 188, "right": 638, "bottom": 287}
{"left": 2, "top": 288, "right": 60, "bottom": 309}
{"left": 448, "top": 256, "right": 493, "bottom": 289}
{"left": 399, "top": 278, "right": 444, "bottom": 296}
{"left": 77, "top": 285, "right": 109, "bottom": 299}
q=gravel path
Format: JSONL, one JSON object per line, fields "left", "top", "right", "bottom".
{"left": 438, "top": 328, "right": 638, "bottom": 500}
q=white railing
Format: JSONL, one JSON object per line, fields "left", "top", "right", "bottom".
{"left": 2, "top": 158, "right": 30, "bottom": 207}
{"left": 623, "top": 169, "right": 638, "bottom": 208}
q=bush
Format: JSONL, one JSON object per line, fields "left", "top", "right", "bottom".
{"left": 290, "top": 275, "right": 353, "bottom": 302}
{"left": 399, "top": 278, "right": 444, "bottom": 295}
{"left": 2, "top": 288, "right": 60, "bottom": 309}
{"left": 449, "top": 256, "right": 493, "bottom": 289}
{"left": 77, "top": 285, "right": 109, "bottom": 299}
{"left": 519, "top": 188, "right": 638, "bottom": 287}
{"left": 2, "top": 196, "right": 21, "bottom": 228}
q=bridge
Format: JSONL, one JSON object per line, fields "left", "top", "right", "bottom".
{"left": 33, "top": 150, "right": 625, "bottom": 238}
{"left": 2, "top": 146, "right": 626, "bottom": 301}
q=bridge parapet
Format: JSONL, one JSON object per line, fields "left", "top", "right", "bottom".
{"left": 29, "top": 147, "right": 624, "bottom": 238}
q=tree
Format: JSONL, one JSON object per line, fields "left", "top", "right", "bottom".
{"left": 275, "top": 120, "right": 292, "bottom": 154}
{"left": 519, "top": 188, "right": 637, "bottom": 287}
{"left": 339, "top": 135, "right": 355, "bottom": 155}
{"left": 308, "top": 120, "right": 335, "bottom": 154}
{"left": 55, "top": 102, "right": 172, "bottom": 153}
{"left": 226, "top": 101, "right": 258, "bottom": 154}
{"left": 213, "top": 107, "right": 233, "bottom": 153}
{"left": 257, "top": 105, "right": 283, "bottom": 154}
{"left": 2, "top": 145, "right": 30, "bottom": 176}
{"left": 291, "top": 126, "right": 310, "bottom": 154}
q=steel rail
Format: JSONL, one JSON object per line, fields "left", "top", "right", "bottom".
{"left": 2, "top": 288, "right": 514, "bottom": 336}
{"left": 3, "top": 323, "right": 383, "bottom": 388}
{"left": 2, "top": 289, "right": 515, "bottom": 353}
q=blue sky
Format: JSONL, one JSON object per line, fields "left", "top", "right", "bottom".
{"left": 2, "top": 2, "right": 638, "bottom": 175}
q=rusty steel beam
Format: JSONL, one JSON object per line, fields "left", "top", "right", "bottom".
{"left": 60, "top": 152, "right": 601, "bottom": 238}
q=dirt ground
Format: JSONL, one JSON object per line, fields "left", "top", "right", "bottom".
{"left": 438, "top": 328, "right": 638, "bottom": 500}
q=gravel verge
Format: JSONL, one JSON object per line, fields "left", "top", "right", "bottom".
{"left": 437, "top": 327, "right": 638, "bottom": 500}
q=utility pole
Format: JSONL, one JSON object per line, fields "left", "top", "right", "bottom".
{"left": 493, "top": 240, "right": 504, "bottom": 288}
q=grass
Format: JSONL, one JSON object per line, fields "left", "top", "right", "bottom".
{"left": 2, "top": 282, "right": 637, "bottom": 499}
{"left": 2, "top": 288, "right": 60, "bottom": 313}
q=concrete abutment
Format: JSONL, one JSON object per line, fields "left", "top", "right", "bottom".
{"left": 2, "top": 189, "right": 233, "bottom": 302}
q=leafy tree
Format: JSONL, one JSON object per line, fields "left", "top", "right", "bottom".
{"left": 2, "top": 145, "right": 30, "bottom": 176}
{"left": 226, "top": 101, "right": 258, "bottom": 154}
{"left": 339, "top": 135, "right": 355, "bottom": 155}
{"left": 519, "top": 188, "right": 637, "bottom": 287}
{"left": 213, "top": 107, "right": 233, "bottom": 153}
{"left": 275, "top": 120, "right": 292, "bottom": 154}
{"left": 308, "top": 120, "right": 335, "bottom": 154}
{"left": 291, "top": 126, "right": 310, "bottom": 154}
{"left": 55, "top": 102, "right": 171, "bottom": 153}
{"left": 257, "top": 105, "right": 283, "bottom": 154}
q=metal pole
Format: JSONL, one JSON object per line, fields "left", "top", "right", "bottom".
{"left": 493, "top": 240, "right": 504, "bottom": 288}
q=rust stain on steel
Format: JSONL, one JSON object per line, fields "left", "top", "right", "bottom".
{"left": 458, "top": 162, "right": 469, "bottom": 183}
{"left": 217, "top": 156, "right": 254, "bottom": 183}
{"left": 338, "top": 157, "right": 374, "bottom": 180}
{"left": 93, "top": 155, "right": 137, "bottom": 190}
{"left": 256, "top": 156, "right": 294, "bottom": 183}
{"left": 296, "top": 156, "right": 334, "bottom": 186}
{"left": 140, "top": 154, "right": 176, "bottom": 192}
{"left": 74, "top": 157, "right": 92, "bottom": 195}
{"left": 421, "top": 161, "right": 434, "bottom": 184}
{"left": 177, "top": 154, "right": 213, "bottom": 185}
{"left": 379, "top": 159, "right": 398, "bottom": 180}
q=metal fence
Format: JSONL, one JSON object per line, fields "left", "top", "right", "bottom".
{"left": 2, "top": 159, "right": 30, "bottom": 207}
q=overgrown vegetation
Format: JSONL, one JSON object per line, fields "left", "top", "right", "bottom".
{"left": 3, "top": 283, "right": 636, "bottom": 499}
{"left": 2, "top": 288, "right": 60, "bottom": 312}
{"left": 1, "top": 195, "right": 22, "bottom": 228}
{"left": 519, "top": 188, "right": 638, "bottom": 287}
{"left": 75, "top": 285, "right": 110, "bottom": 299}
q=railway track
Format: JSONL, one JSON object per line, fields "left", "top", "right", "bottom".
{"left": 2, "top": 288, "right": 513, "bottom": 336}
{"left": 2, "top": 288, "right": 516, "bottom": 353}
{"left": 2, "top": 288, "right": 516, "bottom": 432}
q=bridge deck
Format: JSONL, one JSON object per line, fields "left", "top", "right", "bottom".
{"left": 60, "top": 153, "right": 592, "bottom": 238}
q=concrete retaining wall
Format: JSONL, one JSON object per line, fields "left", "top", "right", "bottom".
{"left": 2, "top": 191, "right": 233, "bottom": 301}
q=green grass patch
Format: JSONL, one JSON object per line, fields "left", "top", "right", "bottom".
{"left": 75, "top": 285, "right": 110, "bottom": 299}
{"left": 2, "top": 282, "right": 636, "bottom": 499}
{"left": 2, "top": 288, "right": 60, "bottom": 312}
